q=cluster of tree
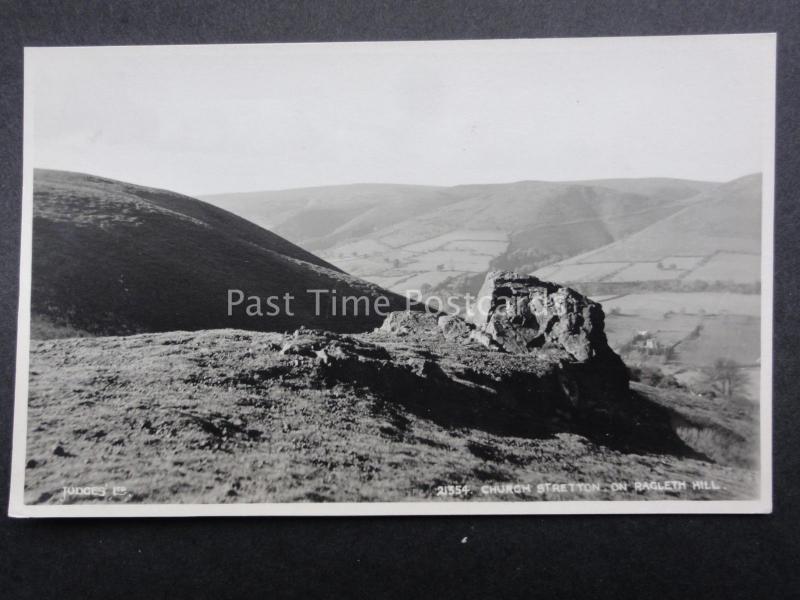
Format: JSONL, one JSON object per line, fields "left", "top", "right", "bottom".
{"left": 627, "top": 364, "right": 684, "bottom": 389}
{"left": 487, "top": 247, "right": 568, "bottom": 276}
{"left": 628, "top": 358, "right": 750, "bottom": 400}
{"left": 700, "top": 358, "right": 750, "bottom": 399}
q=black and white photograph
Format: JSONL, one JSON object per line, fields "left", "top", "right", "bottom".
{"left": 8, "top": 34, "right": 775, "bottom": 517}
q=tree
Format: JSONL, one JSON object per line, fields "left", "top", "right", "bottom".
{"left": 702, "top": 358, "right": 749, "bottom": 398}
{"left": 664, "top": 345, "right": 678, "bottom": 362}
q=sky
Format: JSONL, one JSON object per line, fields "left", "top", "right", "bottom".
{"left": 27, "top": 35, "right": 775, "bottom": 196}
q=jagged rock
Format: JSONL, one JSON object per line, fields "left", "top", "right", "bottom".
{"left": 466, "top": 270, "right": 610, "bottom": 361}
{"left": 468, "top": 329, "right": 502, "bottom": 350}
{"left": 52, "top": 443, "right": 72, "bottom": 457}
{"left": 281, "top": 329, "right": 390, "bottom": 364}
{"left": 438, "top": 315, "right": 474, "bottom": 341}
{"left": 379, "top": 311, "right": 439, "bottom": 336}
{"left": 374, "top": 274, "right": 629, "bottom": 409}
{"left": 314, "top": 345, "right": 348, "bottom": 365}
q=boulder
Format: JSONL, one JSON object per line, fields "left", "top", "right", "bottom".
{"left": 437, "top": 314, "right": 474, "bottom": 341}
{"left": 468, "top": 328, "right": 502, "bottom": 350}
{"left": 375, "top": 273, "right": 628, "bottom": 409}
{"left": 378, "top": 310, "right": 439, "bottom": 336}
{"left": 466, "top": 271, "right": 610, "bottom": 361}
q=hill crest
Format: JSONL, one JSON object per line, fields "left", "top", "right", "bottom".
{"left": 31, "top": 169, "right": 408, "bottom": 338}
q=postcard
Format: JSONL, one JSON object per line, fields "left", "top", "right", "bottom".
{"left": 9, "top": 34, "right": 775, "bottom": 516}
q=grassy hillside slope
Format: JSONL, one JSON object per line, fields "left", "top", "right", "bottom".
{"left": 31, "top": 169, "right": 408, "bottom": 337}
{"left": 535, "top": 174, "right": 762, "bottom": 292}
{"left": 24, "top": 328, "right": 757, "bottom": 505}
{"left": 551, "top": 174, "right": 761, "bottom": 265}
{"left": 202, "top": 183, "right": 459, "bottom": 251}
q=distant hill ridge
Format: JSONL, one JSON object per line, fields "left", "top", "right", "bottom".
{"left": 202, "top": 175, "right": 759, "bottom": 295}
{"left": 534, "top": 174, "right": 762, "bottom": 293}
{"left": 201, "top": 177, "right": 717, "bottom": 253}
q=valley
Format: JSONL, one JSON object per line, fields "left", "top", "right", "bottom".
{"left": 205, "top": 174, "right": 763, "bottom": 402}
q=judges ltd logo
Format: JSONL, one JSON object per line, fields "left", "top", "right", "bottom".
{"left": 60, "top": 485, "right": 131, "bottom": 502}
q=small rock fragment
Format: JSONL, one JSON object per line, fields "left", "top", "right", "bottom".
{"left": 52, "top": 444, "right": 71, "bottom": 457}
{"left": 438, "top": 315, "right": 474, "bottom": 341}
{"left": 468, "top": 329, "right": 502, "bottom": 350}
{"left": 379, "top": 311, "right": 439, "bottom": 336}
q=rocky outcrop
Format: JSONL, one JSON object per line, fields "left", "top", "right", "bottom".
{"left": 377, "top": 271, "right": 630, "bottom": 413}
{"left": 465, "top": 271, "right": 609, "bottom": 360}
{"left": 437, "top": 314, "right": 473, "bottom": 342}
{"left": 379, "top": 310, "right": 439, "bottom": 336}
{"left": 382, "top": 271, "right": 617, "bottom": 361}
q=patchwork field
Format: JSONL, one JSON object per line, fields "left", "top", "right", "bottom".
{"left": 599, "top": 292, "right": 761, "bottom": 318}
{"left": 685, "top": 252, "right": 761, "bottom": 284}
{"left": 321, "top": 229, "right": 509, "bottom": 295}
{"left": 662, "top": 256, "right": 705, "bottom": 270}
{"left": 535, "top": 251, "right": 760, "bottom": 286}
{"left": 675, "top": 315, "right": 761, "bottom": 366}
{"left": 535, "top": 262, "right": 629, "bottom": 283}
{"left": 597, "top": 292, "right": 762, "bottom": 401}
{"left": 605, "top": 262, "right": 685, "bottom": 282}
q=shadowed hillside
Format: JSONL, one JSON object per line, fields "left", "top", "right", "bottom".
{"left": 31, "top": 169, "right": 408, "bottom": 338}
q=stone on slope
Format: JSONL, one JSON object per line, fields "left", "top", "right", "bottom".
{"left": 465, "top": 270, "right": 610, "bottom": 361}
{"left": 376, "top": 271, "right": 630, "bottom": 410}
{"left": 437, "top": 314, "right": 474, "bottom": 342}
{"left": 378, "top": 310, "right": 439, "bottom": 336}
